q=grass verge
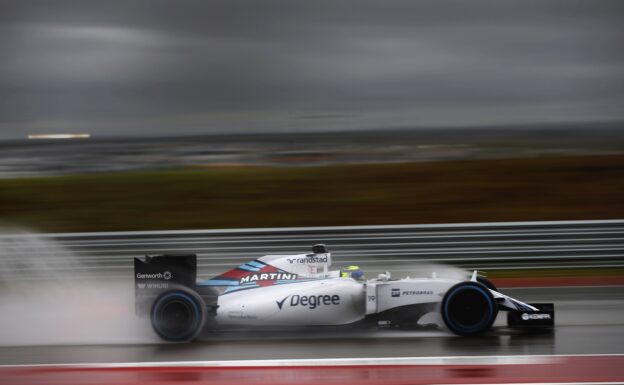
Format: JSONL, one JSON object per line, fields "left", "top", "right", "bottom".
{"left": 0, "top": 154, "right": 623, "bottom": 233}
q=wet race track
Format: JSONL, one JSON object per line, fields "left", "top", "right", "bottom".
{"left": 0, "top": 286, "right": 623, "bottom": 365}
{"left": 1, "top": 220, "right": 624, "bottom": 384}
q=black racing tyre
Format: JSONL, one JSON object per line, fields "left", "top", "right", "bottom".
{"left": 476, "top": 276, "right": 499, "bottom": 321}
{"left": 150, "top": 288, "right": 207, "bottom": 342}
{"left": 477, "top": 276, "right": 498, "bottom": 292}
{"left": 441, "top": 281, "right": 497, "bottom": 336}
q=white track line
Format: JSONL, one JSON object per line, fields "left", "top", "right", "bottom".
{"left": 1, "top": 353, "right": 623, "bottom": 369}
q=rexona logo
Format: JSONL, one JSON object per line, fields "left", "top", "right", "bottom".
{"left": 521, "top": 313, "right": 552, "bottom": 321}
{"left": 286, "top": 255, "right": 328, "bottom": 264}
{"left": 240, "top": 272, "right": 297, "bottom": 284}
{"left": 276, "top": 294, "right": 340, "bottom": 310}
{"left": 136, "top": 271, "right": 172, "bottom": 280}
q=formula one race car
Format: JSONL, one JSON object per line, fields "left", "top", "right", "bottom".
{"left": 134, "top": 244, "right": 554, "bottom": 342}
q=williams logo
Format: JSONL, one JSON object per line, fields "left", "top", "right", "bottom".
{"left": 391, "top": 288, "right": 400, "bottom": 297}
{"left": 137, "top": 282, "right": 168, "bottom": 289}
{"left": 276, "top": 294, "right": 341, "bottom": 310}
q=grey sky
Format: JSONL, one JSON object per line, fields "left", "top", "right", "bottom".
{"left": 0, "top": 0, "right": 623, "bottom": 139}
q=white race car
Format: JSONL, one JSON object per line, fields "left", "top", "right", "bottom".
{"left": 134, "top": 244, "right": 554, "bottom": 342}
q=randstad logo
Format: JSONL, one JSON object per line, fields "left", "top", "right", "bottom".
{"left": 286, "top": 256, "right": 328, "bottom": 264}
{"left": 276, "top": 294, "right": 340, "bottom": 310}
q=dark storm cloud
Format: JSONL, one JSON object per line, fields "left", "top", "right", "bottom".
{"left": 0, "top": 0, "right": 623, "bottom": 138}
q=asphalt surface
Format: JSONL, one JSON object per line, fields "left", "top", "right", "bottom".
{"left": 1, "top": 286, "right": 623, "bottom": 365}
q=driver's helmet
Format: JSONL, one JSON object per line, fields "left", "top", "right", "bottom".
{"left": 341, "top": 265, "right": 364, "bottom": 280}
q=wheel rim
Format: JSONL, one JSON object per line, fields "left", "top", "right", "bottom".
{"left": 152, "top": 293, "right": 200, "bottom": 340}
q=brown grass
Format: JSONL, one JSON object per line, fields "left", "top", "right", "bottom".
{"left": 1, "top": 154, "right": 623, "bottom": 232}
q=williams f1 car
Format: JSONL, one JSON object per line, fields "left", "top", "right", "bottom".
{"left": 134, "top": 244, "right": 554, "bottom": 342}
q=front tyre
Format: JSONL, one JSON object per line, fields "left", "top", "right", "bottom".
{"left": 441, "top": 282, "right": 497, "bottom": 336}
{"left": 151, "top": 288, "right": 207, "bottom": 342}
{"left": 476, "top": 275, "right": 497, "bottom": 292}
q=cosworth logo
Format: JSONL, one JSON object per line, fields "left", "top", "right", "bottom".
{"left": 240, "top": 272, "right": 297, "bottom": 284}
{"left": 286, "top": 255, "right": 328, "bottom": 264}
{"left": 276, "top": 294, "right": 340, "bottom": 310}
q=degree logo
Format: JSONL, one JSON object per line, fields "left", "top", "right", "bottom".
{"left": 276, "top": 294, "right": 340, "bottom": 310}
{"left": 276, "top": 296, "right": 289, "bottom": 310}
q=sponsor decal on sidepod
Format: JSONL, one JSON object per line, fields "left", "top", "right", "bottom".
{"left": 391, "top": 288, "right": 433, "bottom": 298}
{"left": 276, "top": 294, "right": 340, "bottom": 310}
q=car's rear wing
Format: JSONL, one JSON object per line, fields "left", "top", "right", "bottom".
{"left": 134, "top": 254, "right": 197, "bottom": 315}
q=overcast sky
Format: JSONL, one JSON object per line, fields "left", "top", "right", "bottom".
{"left": 0, "top": 0, "right": 623, "bottom": 139}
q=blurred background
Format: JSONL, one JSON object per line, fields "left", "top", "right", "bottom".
{"left": 0, "top": 0, "right": 623, "bottom": 233}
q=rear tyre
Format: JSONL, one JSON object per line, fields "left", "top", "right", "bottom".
{"left": 151, "top": 288, "right": 207, "bottom": 342}
{"left": 441, "top": 282, "right": 497, "bottom": 336}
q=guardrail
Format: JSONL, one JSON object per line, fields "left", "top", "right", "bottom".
{"left": 1, "top": 219, "right": 623, "bottom": 280}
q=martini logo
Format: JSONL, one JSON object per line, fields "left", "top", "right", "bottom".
{"left": 240, "top": 272, "right": 297, "bottom": 284}
{"left": 209, "top": 261, "right": 300, "bottom": 288}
